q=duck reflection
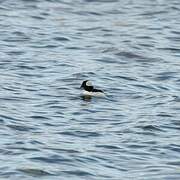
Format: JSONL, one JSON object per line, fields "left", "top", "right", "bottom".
{"left": 81, "top": 95, "right": 92, "bottom": 102}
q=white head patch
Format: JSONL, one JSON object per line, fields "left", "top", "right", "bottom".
{"left": 86, "top": 81, "right": 92, "bottom": 86}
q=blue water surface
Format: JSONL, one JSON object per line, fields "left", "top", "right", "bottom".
{"left": 0, "top": 0, "right": 180, "bottom": 179}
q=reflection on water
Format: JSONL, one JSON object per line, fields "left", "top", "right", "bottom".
{"left": 81, "top": 95, "right": 92, "bottom": 102}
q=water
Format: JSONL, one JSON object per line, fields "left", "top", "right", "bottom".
{"left": 0, "top": 0, "right": 180, "bottom": 179}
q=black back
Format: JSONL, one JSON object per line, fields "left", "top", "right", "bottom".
{"left": 92, "top": 88, "right": 103, "bottom": 93}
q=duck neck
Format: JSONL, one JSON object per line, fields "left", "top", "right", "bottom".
{"left": 84, "top": 86, "right": 93, "bottom": 92}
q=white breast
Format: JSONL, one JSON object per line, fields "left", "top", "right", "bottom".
{"left": 82, "top": 90, "right": 105, "bottom": 97}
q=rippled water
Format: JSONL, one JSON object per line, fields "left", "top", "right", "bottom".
{"left": 0, "top": 0, "right": 180, "bottom": 179}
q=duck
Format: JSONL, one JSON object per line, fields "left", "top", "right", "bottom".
{"left": 80, "top": 80, "right": 105, "bottom": 97}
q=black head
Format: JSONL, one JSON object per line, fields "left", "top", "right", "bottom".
{"left": 80, "top": 80, "right": 94, "bottom": 91}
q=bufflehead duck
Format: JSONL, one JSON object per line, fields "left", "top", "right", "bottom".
{"left": 80, "top": 80, "right": 105, "bottom": 97}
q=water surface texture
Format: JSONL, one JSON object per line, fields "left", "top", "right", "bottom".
{"left": 0, "top": 0, "right": 180, "bottom": 179}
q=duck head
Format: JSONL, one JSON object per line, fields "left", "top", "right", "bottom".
{"left": 80, "top": 80, "right": 94, "bottom": 91}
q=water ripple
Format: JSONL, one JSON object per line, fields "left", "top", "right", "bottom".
{"left": 0, "top": 0, "right": 180, "bottom": 179}
{"left": 17, "top": 168, "right": 54, "bottom": 177}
